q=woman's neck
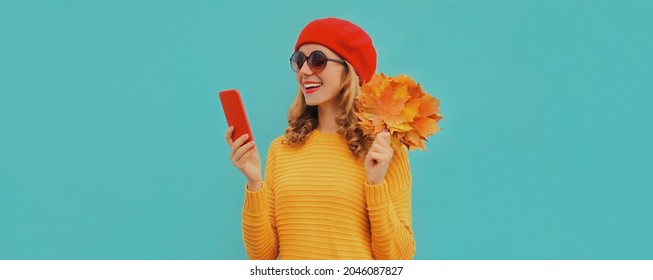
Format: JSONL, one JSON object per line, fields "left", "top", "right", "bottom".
{"left": 316, "top": 103, "right": 341, "bottom": 133}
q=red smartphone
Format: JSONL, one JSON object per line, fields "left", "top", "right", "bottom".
{"left": 219, "top": 89, "right": 254, "bottom": 144}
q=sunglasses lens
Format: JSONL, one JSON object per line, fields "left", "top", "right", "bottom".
{"left": 290, "top": 52, "right": 305, "bottom": 72}
{"left": 308, "top": 51, "right": 327, "bottom": 72}
{"left": 290, "top": 51, "right": 332, "bottom": 73}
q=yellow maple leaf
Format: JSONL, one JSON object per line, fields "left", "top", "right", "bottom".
{"left": 357, "top": 73, "right": 443, "bottom": 150}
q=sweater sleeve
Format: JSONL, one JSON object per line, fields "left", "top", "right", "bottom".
{"left": 241, "top": 141, "right": 279, "bottom": 260}
{"left": 365, "top": 145, "right": 416, "bottom": 259}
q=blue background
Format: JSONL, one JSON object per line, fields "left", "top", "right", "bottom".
{"left": 1, "top": 0, "right": 651, "bottom": 259}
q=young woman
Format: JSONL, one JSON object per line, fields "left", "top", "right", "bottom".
{"left": 225, "top": 17, "right": 415, "bottom": 260}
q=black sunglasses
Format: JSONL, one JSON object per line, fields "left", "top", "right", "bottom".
{"left": 289, "top": 50, "right": 346, "bottom": 73}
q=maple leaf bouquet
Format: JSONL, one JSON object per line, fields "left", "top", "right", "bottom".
{"left": 356, "top": 73, "right": 443, "bottom": 150}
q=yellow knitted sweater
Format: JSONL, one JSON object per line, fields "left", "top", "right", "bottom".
{"left": 242, "top": 130, "right": 415, "bottom": 259}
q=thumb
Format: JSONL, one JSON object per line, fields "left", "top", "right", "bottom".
{"left": 379, "top": 131, "right": 391, "bottom": 144}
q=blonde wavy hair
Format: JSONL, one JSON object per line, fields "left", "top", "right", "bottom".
{"left": 282, "top": 61, "right": 374, "bottom": 158}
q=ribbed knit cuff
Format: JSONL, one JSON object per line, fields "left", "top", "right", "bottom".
{"left": 243, "top": 183, "right": 267, "bottom": 214}
{"left": 365, "top": 181, "right": 392, "bottom": 208}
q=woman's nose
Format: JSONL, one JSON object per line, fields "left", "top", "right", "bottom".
{"left": 298, "top": 61, "right": 314, "bottom": 76}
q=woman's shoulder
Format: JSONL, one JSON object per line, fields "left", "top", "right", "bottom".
{"left": 270, "top": 135, "right": 285, "bottom": 146}
{"left": 266, "top": 135, "right": 287, "bottom": 152}
{"left": 390, "top": 142, "right": 410, "bottom": 168}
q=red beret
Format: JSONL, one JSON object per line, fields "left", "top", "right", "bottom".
{"left": 295, "top": 17, "right": 377, "bottom": 86}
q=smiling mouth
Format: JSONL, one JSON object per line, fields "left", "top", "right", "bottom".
{"left": 303, "top": 82, "right": 322, "bottom": 94}
{"left": 304, "top": 83, "right": 322, "bottom": 90}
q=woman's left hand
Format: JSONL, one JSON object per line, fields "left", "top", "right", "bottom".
{"left": 365, "top": 131, "right": 394, "bottom": 185}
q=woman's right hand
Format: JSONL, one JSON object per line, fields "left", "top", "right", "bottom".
{"left": 225, "top": 126, "right": 262, "bottom": 191}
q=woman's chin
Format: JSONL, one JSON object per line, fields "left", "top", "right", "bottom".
{"left": 303, "top": 95, "right": 319, "bottom": 106}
